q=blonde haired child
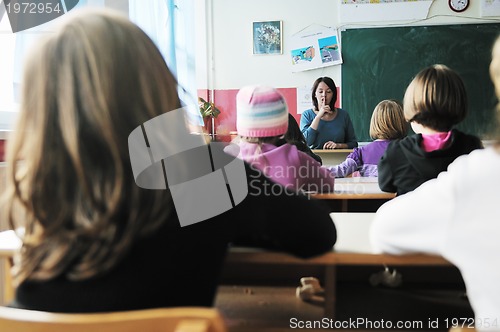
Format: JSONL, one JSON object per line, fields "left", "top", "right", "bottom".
{"left": 329, "top": 99, "right": 407, "bottom": 178}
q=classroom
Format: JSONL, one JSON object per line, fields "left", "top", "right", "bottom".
{"left": 1, "top": 0, "right": 500, "bottom": 331}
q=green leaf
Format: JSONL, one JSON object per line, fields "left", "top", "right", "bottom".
{"left": 198, "top": 97, "right": 221, "bottom": 119}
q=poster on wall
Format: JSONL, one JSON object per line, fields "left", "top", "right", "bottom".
{"left": 296, "top": 86, "right": 313, "bottom": 114}
{"left": 290, "top": 27, "right": 342, "bottom": 73}
{"left": 253, "top": 21, "right": 283, "bottom": 55}
{"left": 480, "top": 0, "right": 500, "bottom": 17}
{"left": 340, "top": 0, "right": 433, "bottom": 23}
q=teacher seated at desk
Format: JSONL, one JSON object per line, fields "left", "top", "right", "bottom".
{"left": 300, "top": 76, "right": 358, "bottom": 150}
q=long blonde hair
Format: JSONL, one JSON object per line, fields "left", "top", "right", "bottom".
{"left": 369, "top": 99, "right": 407, "bottom": 140}
{"left": 5, "top": 9, "right": 180, "bottom": 284}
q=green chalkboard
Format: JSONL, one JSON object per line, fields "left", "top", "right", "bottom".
{"left": 341, "top": 23, "right": 500, "bottom": 142}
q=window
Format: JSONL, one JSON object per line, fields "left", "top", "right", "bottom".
{"left": 130, "top": 0, "right": 202, "bottom": 126}
{"left": 0, "top": 3, "right": 18, "bottom": 129}
{"left": 0, "top": 0, "right": 202, "bottom": 130}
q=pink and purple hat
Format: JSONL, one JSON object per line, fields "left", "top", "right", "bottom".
{"left": 236, "top": 85, "right": 288, "bottom": 138}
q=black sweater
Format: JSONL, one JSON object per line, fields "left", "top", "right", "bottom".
{"left": 378, "top": 129, "right": 483, "bottom": 196}
{"left": 11, "top": 163, "right": 336, "bottom": 313}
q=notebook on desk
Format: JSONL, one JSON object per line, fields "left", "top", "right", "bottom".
{"left": 0, "top": 230, "right": 21, "bottom": 256}
{"left": 331, "top": 212, "right": 375, "bottom": 254}
{"left": 335, "top": 177, "right": 378, "bottom": 183}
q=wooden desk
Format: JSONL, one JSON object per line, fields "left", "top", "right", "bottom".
{"left": 224, "top": 213, "right": 451, "bottom": 319}
{"left": 224, "top": 249, "right": 450, "bottom": 319}
{"left": 311, "top": 149, "right": 352, "bottom": 166}
{"left": 312, "top": 178, "right": 396, "bottom": 212}
{"left": 0, "top": 215, "right": 451, "bottom": 320}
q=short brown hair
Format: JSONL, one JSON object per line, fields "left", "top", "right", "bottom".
{"left": 370, "top": 99, "right": 408, "bottom": 140}
{"left": 490, "top": 35, "right": 500, "bottom": 142}
{"left": 403, "top": 64, "right": 467, "bottom": 132}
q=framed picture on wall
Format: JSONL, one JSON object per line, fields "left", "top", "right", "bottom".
{"left": 253, "top": 21, "right": 283, "bottom": 55}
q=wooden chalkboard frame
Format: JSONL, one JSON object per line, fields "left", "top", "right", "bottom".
{"left": 341, "top": 23, "right": 500, "bottom": 142}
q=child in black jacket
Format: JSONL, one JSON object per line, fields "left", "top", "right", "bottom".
{"left": 378, "top": 64, "right": 483, "bottom": 195}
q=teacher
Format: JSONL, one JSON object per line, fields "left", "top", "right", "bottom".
{"left": 300, "top": 77, "right": 358, "bottom": 149}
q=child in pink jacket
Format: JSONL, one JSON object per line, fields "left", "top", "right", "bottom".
{"left": 229, "top": 85, "right": 335, "bottom": 193}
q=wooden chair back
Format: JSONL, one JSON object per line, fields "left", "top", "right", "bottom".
{"left": 0, "top": 306, "right": 227, "bottom": 332}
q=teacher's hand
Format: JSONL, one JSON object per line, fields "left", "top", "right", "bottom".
{"left": 320, "top": 105, "right": 331, "bottom": 117}
{"left": 316, "top": 97, "right": 331, "bottom": 118}
{"left": 323, "top": 141, "right": 337, "bottom": 149}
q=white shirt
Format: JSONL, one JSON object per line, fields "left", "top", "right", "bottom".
{"left": 371, "top": 147, "right": 500, "bottom": 331}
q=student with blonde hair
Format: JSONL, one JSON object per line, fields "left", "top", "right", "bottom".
{"left": 371, "top": 36, "right": 500, "bottom": 331}
{"left": 378, "top": 64, "right": 483, "bottom": 195}
{"left": 4, "top": 9, "right": 336, "bottom": 313}
{"left": 329, "top": 99, "right": 407, "bottom": 178}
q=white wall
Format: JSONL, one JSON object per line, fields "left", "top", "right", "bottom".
{"left": 208, "top": 0, "right": 500, "bottom": 97}
{"left": 195, "top": 0, "right": 209, "bottom": 92}
{"left": 211, "top": 0, "right": 340, "bottom": 90}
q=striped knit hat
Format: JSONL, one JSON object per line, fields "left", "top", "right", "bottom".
{"left": 236, "top": 85, "right": 288, "bottom": 138}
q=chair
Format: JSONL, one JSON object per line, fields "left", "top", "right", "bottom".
{"left": 0, "top": 230, "right": 22, "bottom": 304}
{"left": 0, "top": 306, "right": 227, "bottom": 332}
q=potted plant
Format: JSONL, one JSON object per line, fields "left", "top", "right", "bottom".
{"left": 198, "top": 97, "right": 221, "bottom": 140}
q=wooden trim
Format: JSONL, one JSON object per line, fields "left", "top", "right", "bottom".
{"left": 226, "top": 250, "right": 451, "bottom": 267}
{"left": 311, "top": 149, "right": 353, "bottom": 153}
{"left": 0, "top": 306, "right": 227, "bottom": 332}
{"left": 312, "top": 192, "right": 396, "bottom": 200}
{"left": 323, "top": 265, "right": 336, "bottom": 319}
{"left": 2, "top": 259, "right": 13, "bottom": 305}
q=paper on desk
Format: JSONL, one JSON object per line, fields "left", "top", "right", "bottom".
{"left": 330, "top": 212, "right": 374, "bottom": 253}
{"left": 0, "top": 230, "right": 22, "bottom": 255}
{"left": 335, "top": 177, "right": 378, "bottom": 183}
